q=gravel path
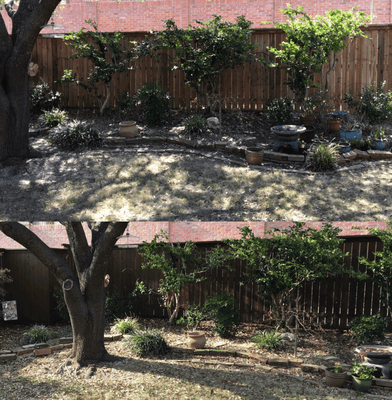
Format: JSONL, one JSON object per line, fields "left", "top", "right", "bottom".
{"left": 0, "top": 137, "right": 391, "bottom": 221}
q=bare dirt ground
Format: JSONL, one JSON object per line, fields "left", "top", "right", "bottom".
{"left": 0, "top": 109, "right": 391, "bottom": 221}
{"left": 1, "top": 319, "right": 392, "bottom": 400}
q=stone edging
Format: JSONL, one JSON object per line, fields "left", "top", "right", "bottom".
{"left": 104, "top": 135, "right": 392, "bottom": 174}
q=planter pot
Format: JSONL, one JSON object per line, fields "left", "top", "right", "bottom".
{"left": 187, "top": 331, "right": 206, "bottom": 349}
{"left": 327, "top": 119, "right": 341, "bottom": 134}
{"left": 299, "top": 125, "right": 316, "bottom": 143}
{"left": 325, "top": 368, "right": 347, "bottom": 388}
{"left": 340, "top": 127, "right": 362, "bottom": 141}
{"left": 373, "top": 138, "right": 388, "bottom": 150}
{"left": 119, "top": 121, "right": 138, "bottom": 137}
{"left": 352, "top": 376, "right": 373, "bottom": 392}
{"left": 300, "top": 115, "right": 315, "bottom": 126}
{"left": 330, "top": 110, "right": 349, "bottom": 119}
{"left": 339, "top": 141, "right": 351, "bottom": 153}
{"left": 245, "top": 147, "right": 264, "bottom": 165}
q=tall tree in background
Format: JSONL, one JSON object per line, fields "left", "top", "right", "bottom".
{"left": 0, "top": 222, "right": 128, "bottom": 364}
{"left": 0, "top": 0, "right": 61, "bottom": 161}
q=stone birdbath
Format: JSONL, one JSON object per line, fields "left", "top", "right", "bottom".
{"left": 271, "top": 125, "right": 307, "bottom": 153}
{"left": 356, "top": 345, "right": 392, "bottom": 379}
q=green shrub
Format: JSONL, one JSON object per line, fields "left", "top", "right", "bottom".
{"left": 265, "top": 97, "right": 295, "bottom": 123}
{"left": 53, "top": 289, "right": 70, "bottom": 322}
{"left": 39, "top": 108, "right": 68, "bottom": 128}
{"left": 183, "top": 116, "right": 208, "bottom": 136}
{"left": 30, "top": 80, "right": 61, "bottom": 115}
{"left": 205, "top": 293, "right": 240, "bottom": 338}
{"left": 134, "top": 82, "right": 170, "bottom": 125}
{"left": 124, "top": 329, "right": 171, "bottom": 357}
{"left": 49, "top": 120, "right": 103, "bottom": 150}
{"left": 177, "top": 302, "right": 206, "bottom": 330}
{"left": 344, "top": 82, "right": 392, "bottom": 125}
{"left": 351, "top": 137, "right": 375, "bottom": 151}
{"left": 105, "top": 289, "right": 135, "bottom": 322}
{"left": 307, "top": 142, "right": 340, "bottom": 171}
{"left": 117, "top": 91, "right": 135, "bottom": 116}
{"left": 350, "top": 315, "right": 389, "bottom": 344}
{"left": 20, "top": 325, "right": 59, "bottom": 345}
{"left": 113, "top": 317, "right": 140, "bottom": 334}
{"left": 253, "top": 330, "right": 283, "bottom": 350}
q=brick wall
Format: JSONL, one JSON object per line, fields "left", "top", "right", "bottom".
{"left": 0, "top": 221, "right": 388, "bottom": 250}
{"left": 1, "top": 0, "right": 387, "bottom": 34}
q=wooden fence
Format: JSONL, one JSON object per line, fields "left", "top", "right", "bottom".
{"left": 1, "top": 235, "right": 386, "bottom": 329}
{"left": 30, "top": 25, "right": 392, "bottom": 111}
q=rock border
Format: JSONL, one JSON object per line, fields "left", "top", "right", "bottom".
{"left": 2, "top": 335, "right": 392, "bottom": 390}
{"left": 104, "top": 135, "right": 392, "bottom": 174}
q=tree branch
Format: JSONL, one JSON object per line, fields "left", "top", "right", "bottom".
{"left": 4, "top": 0, "right": 17, "bottom": 20}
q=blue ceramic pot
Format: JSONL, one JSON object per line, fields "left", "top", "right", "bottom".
{"left": 373, "top": 139, "right": 387, "bottom": 150}
{"left": 339, "top": 127, "right": 362, "bottom": 141}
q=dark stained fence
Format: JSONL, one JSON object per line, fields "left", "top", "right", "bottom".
{"left": 0, "top": 236, "right": 385, "bottom": 328}
{"left": 30, "top": 25, "right": 392, "bottom": 111}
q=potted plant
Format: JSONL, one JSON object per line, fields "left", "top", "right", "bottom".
{"left": 372, "top": 127, "right": 388, "bottom": 150}
{"left": 300, "top": 97, "right": 316, "bottom": 126}
{"left": 339, "top": 114, "right": 363, "bottom": 141}
{"left": 350, "top": 361, "right": 375, "bottom": 392}
{"left": 325, "top": 362, "right": 347, "bottom": 388}
{"left": 181, "top": 302, "right": 207, "bottom": 349}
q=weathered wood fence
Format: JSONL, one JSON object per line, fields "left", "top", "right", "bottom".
{"left": 30, "top": 25, "right": 392, "bottom": 111}
{"left": 1, "top": 235, "right": 386, "bottom": 329}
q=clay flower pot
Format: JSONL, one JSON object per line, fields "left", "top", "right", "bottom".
{"left": 119, "top": 121, "right": 138, "bottom": 137}
{"left": 325, "top": 368, "right": 347, "bottom": 388}
{"left": 245, "top": 147, "right": 264, "bottom": 165}
{"left": 327, "top": 118, "right": 341, "bottom": 134}
{"left": 187, "top": 331, "right": 206, "bottom": 349}
{"left": 300, "top": 114, "right": 315, "bottom": 126}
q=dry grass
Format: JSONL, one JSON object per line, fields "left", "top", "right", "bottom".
{"left": 0, "top": 145, "right": 391, "bottom": 221}
{"left": 1, "top": 320, "right": 392, "bottom": 399}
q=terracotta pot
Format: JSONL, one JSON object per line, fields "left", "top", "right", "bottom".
{"left": 300, "top": 115, "right": 315, "bottom": 126}
{"left": 187, "top": 331, "right": 206, "bottom": 349}
{"left": 245, "top": 147, "right": 264, "bottom": 165}
{"left": 119, "top": 121, "right": 138, "bottom": 137}
{"left": 327, "top": 119, "right": 341, "bottom": 134}
{"left": 325, "top": 368, "right": 347, "bottom": 388}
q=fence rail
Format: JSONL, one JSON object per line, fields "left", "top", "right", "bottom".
{"left": 30, "top": 25, "right": 392, "bottom": 111}
{"left": 1, "top": 235, "right": 386, "bottom": 329}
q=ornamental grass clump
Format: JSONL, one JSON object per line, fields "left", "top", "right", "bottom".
{"left": 40, "top": 108, "right": 69, "bottom": 128}
{"left": 124, "top": 329, "right": 170, "bottom": 358}
{"left": 49, "top": 120, "right": 103, "bottom": 150}
{"left": 253, "top": 330, "right": 283, "bottom": 350}
{"left": 20, "top": 325, "right": 59, "bottom": 345}
{"left": 307, "top": 142, "right": 340, "bottom": 172}
{"left": 113, "top": 317, "right": 140, "bottom": 335}
{"left": 183, "top": 115, "right": 208, "bottom": 136}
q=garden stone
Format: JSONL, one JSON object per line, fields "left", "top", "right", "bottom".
{"left": 207, "top": 117, "right": 220, "bottom": 130}
{"left": 280, "top": 332, "right": 295, "bottom": 342}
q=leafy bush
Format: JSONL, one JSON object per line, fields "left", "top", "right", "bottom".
{"left": 113, "top": 317, "right": 140, "bottom": 334}
{"left": 30, "top": 80, "right": 61, "bottom": 115}
{"left": 49, "top": 120, "right": 103, "bottom": 150}
{"left": 205, "top": 293, "right": 240, "bottom": 338}
{"left": 53, "top": 289, "right": 70, "bottom": 322}
{"left": 177, "top": 302, "right": 206, "bottom": 330}
{"left": 351, "top": 137, "right": 375, "bottom": 151}
{"left": 351, "top": 361, "right": 376, "bottom": 380}
{"left": 105, "top": 289, "right": 135, "bottom": 322}
{"left": 133, "top": 82, "right": 170, "bottom": 125}
{"left": 350, "top": 315, "right": 389, "bottom": 344}
{"left": 124, "top": 329, "right": 171, "bottom": 358}
{"left": 344, "top": 82, "right": 392, "bottom": 125}
{"left": 39, "top": 108, "right": 68, "bottom": 128}
{"left": 117, "top": 91, "right": 135, "bottom": 116}
{"left": 307, "top": 142, "right": 340, "bottom": 171}
{"left": 20, "top": 325, "right": 59, "bottom": 345}
{"left": 183, "top": 116, "right": 208, "bottom": 136}
{"left": 265, "top": 97, "right": 294, "bottom": 123}
{"left": 253, "top": 330, "right": 283, "bottom": 350}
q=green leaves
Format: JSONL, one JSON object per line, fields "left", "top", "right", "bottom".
{"left": 267, "top": 6, "right": 374, "bottom": 103}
